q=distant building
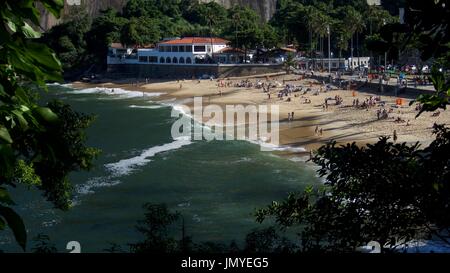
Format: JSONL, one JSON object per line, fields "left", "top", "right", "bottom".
{"left": 108, "top": 37, "right": 230, "bottom": 65}
{"left": 367, "top": 0, "right": 381, "bottom": 6}
{"left": 297, "top": 57, "right": 371, "bottom": 71}
{"left": 108, "top": 43, "right": 134, "bottom": 57}
{"left": 106, "top": 37, "right": 284, "bottom": 78}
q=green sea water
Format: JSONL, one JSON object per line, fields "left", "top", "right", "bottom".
{"left": 0, "top": 84, "right": 320, "bottom": 252}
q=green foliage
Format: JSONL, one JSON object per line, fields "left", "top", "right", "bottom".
{"left": 380, "top": 0, "right": 450, "bottom": 66}
{"left": 257, "top": 126, "right": 450, "bottom": 252}
{"left": 86, "top": 9, "right": 128, "bottom": 66}
{"left": 120, "top": 17, "right": 161, "bottom": 47}
{"left": 31, "top": 234, "right": 58, "bottom": 253}
{"left": 411, "top": 68, "right": 450, "bottom": 117}
{"left": 365, "top": 33, "right": 389, "bottom": 54}
{"left": 0, "top": 205, "right": 27, "bottom": 250}
{"left": 43, "top": 0, "right": 284, "bottom": 70}
{"left": 42, "top": 13, "right": 91, "bottom": 70}
{"left": 224, "top": 5, "right": 266, "bottom": 50}
{"left": 244, "top": 227, "right": 298, "bottom": 253}
{"left": 119, "top": 203, "right": 297, "bottom": 254}
{"left": 0, "top": 0, "right": 99, "bottom": 250}
{"left": 129, "top": 203, "right": 181, "bottom": 253}
{"left": 269, "top": 0, "right": 396, "bottom": 57}
{"left": 284, "top": 53, "right": 296, "bottom": 74}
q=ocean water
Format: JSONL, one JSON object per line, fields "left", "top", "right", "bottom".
{"left": 0, "top": 84, "right": 320, "bottom": 252}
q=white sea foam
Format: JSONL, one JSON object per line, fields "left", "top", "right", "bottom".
{"left": 46, "top": 82, "right": 73, "bottom": 87}
{"left": 172, "top": 104, "right": 193, "bottom": 119}
{"left": 70, "top": 87, "right": 164, "bottom": 99}
{"left": 289, "top": 157, "right": 305, "bottom": 162}
{"left": 74, "top": 136, "right": 193, "bottom": 202}
{"left": 169, "top": 101, "right": 307, "bottom": 153}
{"left": 129, "top": 105, "right": 165, "bottom": 109}
{"left": 248, "top": 139, "right": 306, "bottom": 153}
{"left": 105, "top": 136, "right": 192, "bottom": 177}
{"left": 75, "top": 177, "right": 121, "bottom": 195}
{"left": 46, "top": 82, "right": 62, "bottom": 86}
{"left": 401, "top": 240, "right": 450, "bottom": 253}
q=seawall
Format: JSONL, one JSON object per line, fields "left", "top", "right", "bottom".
{"left": 106, "top": 64, "right": 284, "bottom": 79}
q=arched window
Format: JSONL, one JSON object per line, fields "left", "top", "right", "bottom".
{"left": 173, "top": 57, "right": 178, "bottom": 63}
{"left": 160, "top": 57, "right": 165, "bottom": 63}
{"left": 186, "top": 57, "right": 192, "bottom": 64}
{"left": 179, "top": 57, "right": 185, "bottom": 64}
{"left": 166, "top": 57, "right": 171, "bottom": 63}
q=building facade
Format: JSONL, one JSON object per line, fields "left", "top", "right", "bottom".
{"left": 107, "top": 37, "right": 229, "bottom": 66}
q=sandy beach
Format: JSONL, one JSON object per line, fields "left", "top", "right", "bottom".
{"left": 70, "top": 73, "right": 447, "bottom": 154}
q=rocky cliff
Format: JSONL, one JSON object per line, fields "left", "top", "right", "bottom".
{"left": 39, "top": 0, "right": 277, "bottom": 30}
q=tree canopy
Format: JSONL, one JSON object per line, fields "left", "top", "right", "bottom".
{"left": 0, "top": 0, "right": 98, "bottom": 250}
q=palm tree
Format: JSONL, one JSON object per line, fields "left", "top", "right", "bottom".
{"left": 303, "top": 6, "right": 317, "bottom": 69}
{"left": 307, "top": 9, "right": 330, "bottom": 70}
{"left": 231, "top": 11, "right": 241, "bottom": 62}
{"left": 354, "top": 18, "right": 365, "bottom": 68}
{"left": 365, "top": 6, "right": 396, "bottom": 69}
{"left": 344, "top": 7, "right": 364, "bottom": 70}
{"left": 204, "top": 7, "right": 218, "bottom": 62}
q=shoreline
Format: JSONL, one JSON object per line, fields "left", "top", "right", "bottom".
{"left": 68, "top": 73, "right": 446, "bottom": 155}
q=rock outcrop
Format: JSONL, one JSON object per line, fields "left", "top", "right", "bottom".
{"left": 39, "top": 0, "right": 277, "bottom": 30}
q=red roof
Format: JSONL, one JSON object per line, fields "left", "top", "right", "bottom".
{"left": 159, "top": 37, "right": 229, "bottom": 45}
{"left": 110, "top": 43, "right": 127, "bottom": 49}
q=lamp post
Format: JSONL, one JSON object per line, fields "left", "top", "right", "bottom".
{"left": 383, "top": 19, "right": 387, "bottom": 72}
{"left": 327, "top": 25, "right": 331, "bottom": 77}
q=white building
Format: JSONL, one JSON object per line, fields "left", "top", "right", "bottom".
{"left": 298, "top": 57, "right": 371, "bottom": 71}
{"left": 347, "top": 57, "right": 371, "bottom": 70}
{"left": 107, "top": 37, "right": 230, "bottom": 65}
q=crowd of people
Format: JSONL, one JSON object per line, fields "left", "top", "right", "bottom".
{"left": 204, "top": 74, "right": 427, "bottom": 144}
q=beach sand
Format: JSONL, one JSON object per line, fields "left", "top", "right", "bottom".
{"left": 70, "top": 73, "right": 447, "bottom": 154}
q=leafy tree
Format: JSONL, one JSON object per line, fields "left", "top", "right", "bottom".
{"left": 0, "top": 0, "right": 98, "bottom": 250}
{"left": 120, "top": 17, "right": 161, "bottom": 47}
{"left": 402, "top": 0, "right": 450, "bottom": 65}
{"left": 341, "top": 6, "right": 364, "bottom": 64}
{"left": 184, "top": 1, "right": 228, "bottom": 31}
{"left": 244, "top": 227, "right": 297, "bottom": 253}
{"left": 284, "top": 53, "right": 296, "bottom": 74}
{"left": 269, "top": 1, "right": 308, "bottom": 46}
{"left": 85, "top": 8, "right": 128, "bottom": 66}
{"left": 412, "top": 67, "right": 450, "bottom": 117}
{"left": 129, "top": 203, "right": 181, "bottom": 253}
{"left": 122, "top": 0, "right": 162, "bottom": 18}
{"left": 116, "top": 203, "right": 297, "bottom": 254}
{"left": 42, "top": 14, "right": 91, "bottom": 70}
{"left": 224, "top": 6, "right": 266, "bottom": 61}
{"left": 256, "top": 126, "right": 450, "bottom": 252}
{"left": 255, "top": 0, "right": 450, "bottom": 254}
{"left": 31, "top": 234, "right": 58, "bottom": 253}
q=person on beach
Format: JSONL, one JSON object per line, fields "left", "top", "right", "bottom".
{"left": 319, "top": 128, "right": 323, "bottom": 136}
{"left": 315, "top": 126, "right": 319, "bottom": 135}
{"left": 393, "top": 130, "right": 398, "bottom": 142}
{"left": 291, "top": 112, "right": 294, "bottom": 121}
{"left": 287, "top": 113, "right": 291, "bottom": 122}
{"left": 180, "top": 83, "right": 183, "bottom": 89}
